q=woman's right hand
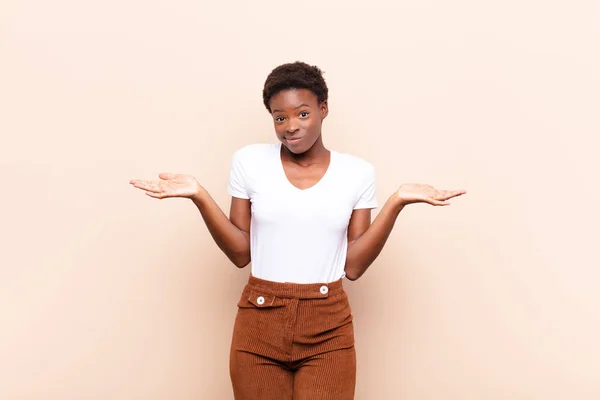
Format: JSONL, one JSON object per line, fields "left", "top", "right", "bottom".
{"left": 129, "top": 173, "right": 203, "bottom": 199}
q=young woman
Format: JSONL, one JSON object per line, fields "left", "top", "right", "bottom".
{"left": 130, "top": 61, "right": 466, "bottom": 399}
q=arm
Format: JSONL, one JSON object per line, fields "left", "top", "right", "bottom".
{"left": 192, "top": 189, "right": 251, "bottom": 268}
{"left": 344, "top": 184, "right": 467, "bottom": 281}
{"left": 344, "top": 195, "right": 403, "bottom": 281}
{"left": 130, "top": 172, "right": 252, "bottom": 268}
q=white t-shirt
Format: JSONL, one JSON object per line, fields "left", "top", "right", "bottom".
{"left": 227, "top": 142, "right": 378, "bottom": 284}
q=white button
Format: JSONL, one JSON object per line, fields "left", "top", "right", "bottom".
{"left": 256, "top": 296, "right": 265, "bottom": 305}
{"left": 320, "top": 286, "right": 328, "bottom": 295}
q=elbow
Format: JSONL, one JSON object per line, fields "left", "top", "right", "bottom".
{"left": 231, "top": 252, "right": 251, "bottom": 268}
{"left": 344, "top": 267, "right": 363, "bottom": 281}
{"left": 345, "top": 273, "right": 359, "bottom": 281}
{"left": 345, "top": 259, "right": 371, "bottom": 281}
{"left": 345, "top": 272, "right": 363, "bottom": 281}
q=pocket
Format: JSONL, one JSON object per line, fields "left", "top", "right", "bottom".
{"left": 232, "top": 289, "right": 288, "bottom": 354}
{"left": 236, "top": 289, "right": 285, "bottom": 309}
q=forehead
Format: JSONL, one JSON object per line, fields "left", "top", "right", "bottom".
{"left": 270, "top": 89, "right": 319, "bottom": 110}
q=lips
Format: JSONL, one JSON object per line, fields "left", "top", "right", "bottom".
{"left": 286, "top": 137, "right": 302, "bottom": 144}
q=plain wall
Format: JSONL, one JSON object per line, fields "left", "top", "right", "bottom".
{"left": 1, "top": 0, "right": 599, "bottom": 398}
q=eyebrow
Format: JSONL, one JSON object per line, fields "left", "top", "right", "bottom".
{"left": 272, "top": 104, "right": 311, "bottom": 113}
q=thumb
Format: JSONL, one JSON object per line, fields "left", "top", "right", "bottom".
{"left": 427, "top": 198, "right": 450, "bottom": 206}
{"left": 158, "top": 172, "right": 176, "bottom": 180}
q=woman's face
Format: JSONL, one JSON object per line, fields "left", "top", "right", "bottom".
{"left": 269, "top": 89, "right": 328, "bottom": 154}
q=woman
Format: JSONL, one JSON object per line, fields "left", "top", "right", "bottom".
{"left": 130, "top": 61, "right": 466, "bottom": 399}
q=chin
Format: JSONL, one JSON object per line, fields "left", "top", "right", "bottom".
{"left": 283, "top": 143, "right": 309, "bottom": 155}
{"left": 280, "top": 138, "right": 312, "bottom": 155}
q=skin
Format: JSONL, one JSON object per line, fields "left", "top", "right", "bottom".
{"left": 129, "top": 88, "right": 467, "bottom": 279}
{"left": 270, "top": 89, "right": 331, "bottom": 190}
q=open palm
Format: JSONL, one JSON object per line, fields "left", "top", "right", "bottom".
{"left": 397, "top": 183, "right": 466, "bottom": 206}
{"left": 129, "top": 173, "right": 201, "bottom": 199}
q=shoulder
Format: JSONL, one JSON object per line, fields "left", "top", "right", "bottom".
{"left": 333, "top": 150, "right": 376, "bottom": 176}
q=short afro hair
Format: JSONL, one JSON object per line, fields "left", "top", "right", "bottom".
{"left": 262, "top": 61, "right": 328, "bottom": 112}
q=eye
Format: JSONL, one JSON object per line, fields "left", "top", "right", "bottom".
{"left": 300, "top": 111, "right": 309, "bottom": 118}
{"left": 275, "top": 116, "right": 285, "bottom": 122}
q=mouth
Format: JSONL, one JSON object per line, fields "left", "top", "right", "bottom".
{"left": 285, "top": 137, "right": 303, "bottom": 144}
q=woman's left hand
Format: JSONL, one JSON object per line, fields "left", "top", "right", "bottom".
{"left": 396, "top": 183, "right": 466, "bottom": 207}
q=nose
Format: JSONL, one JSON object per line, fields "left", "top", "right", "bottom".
{"left": 286, "top": 120, "right": 299, "bottom": 133}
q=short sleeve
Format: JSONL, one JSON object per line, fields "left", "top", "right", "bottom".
{"left": 354, "top": 163, "right": 378, "bottom": 209}
{"left": 227, "top": 149, "right": 250, "bottom": 199}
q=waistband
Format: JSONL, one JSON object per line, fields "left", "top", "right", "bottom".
{"left": 246, "top": 274, "right": 345, "bottom": 299}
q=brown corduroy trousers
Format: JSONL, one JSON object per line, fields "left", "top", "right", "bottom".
{"left": 229, "top": 275, "right": 356, "bottom": 400}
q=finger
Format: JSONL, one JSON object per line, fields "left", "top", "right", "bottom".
{"left": 447, "top": 189, "right": 466, "bottom": 199}
{"left": 132, "top": 180, "right": 163, "bottom": 193}
{"left": 433, "top": 190, "right": 451, "bottom": 201}
{"left": 130, "top": 179, "right": 149, "bottom": 187}
{"left": 434, "top": 190, "right": 449, "bottom": 199}
{"left": 437, "top": 190, "right": 466, "bottom": 201}
{"left": 130, "top": 180, "right": 149, "bottom": 190}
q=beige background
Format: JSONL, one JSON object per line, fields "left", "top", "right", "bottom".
{"left": 1, "top": 0, "right": 599, "bottom": 398}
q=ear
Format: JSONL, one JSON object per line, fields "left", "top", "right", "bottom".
{"left": 320, "top": 101, "right": 329, "bottom": 119}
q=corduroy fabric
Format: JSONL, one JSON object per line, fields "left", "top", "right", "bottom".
{"left": 229, "top": 274, "right": 356, "bottom": 399}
